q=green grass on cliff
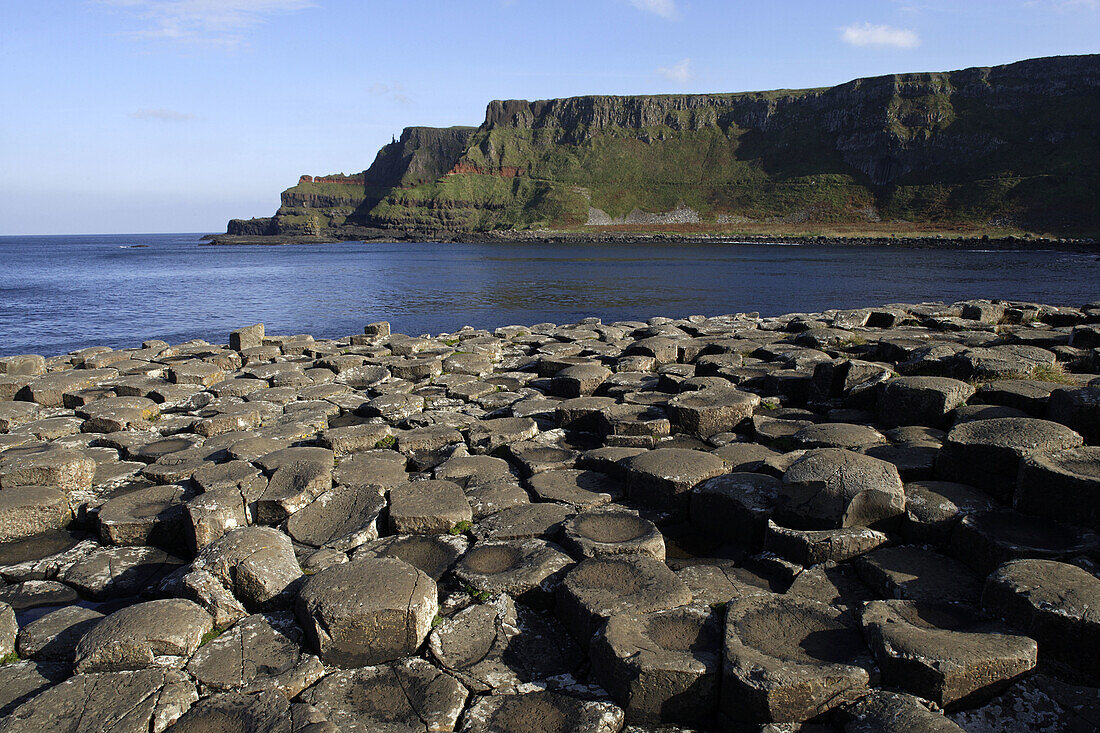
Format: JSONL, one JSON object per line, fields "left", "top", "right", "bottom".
{"left": 263, "top": 58, "right": 1100, "bottom": 237}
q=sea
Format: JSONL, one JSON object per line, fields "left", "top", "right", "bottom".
{"left": 1, "top": 233, "right": 1098, "bottom": 358}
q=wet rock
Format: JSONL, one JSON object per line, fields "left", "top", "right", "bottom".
{"left": 983, "top": 558, "right": 1100, "bottom": 677}
{"left": 454, "top": 539, "right": 574, "bottom": 607}
{"left": 287, "top": 483, "right": 385, "bottom": 551}
{"left": 295, "top": 556, "right": 437, "bottom": 667}
{"left": 948, "top": 509, "right": 1098, "bottom": 575}
{"left": 561, "top": 510, "right": 665, "bottom": 561}
{"left": 459, "top": 691, "right": 624, "bottom": 733}
{"left": 556, "top": 555, "right": 692, "bottom": 642}
{"left": 73, "top": 598, "right": 212, "bottom": 673}
{"left": 860, "top": 600, "right": 1037, "bottom": 707}
{"left": 590, "top": 604, "right": 721, "bottom": 725}
{"left": 192, "top": 526, "right": 303, "bottom": 611}
{"left": 0, "top": 486, "right": 72, "bottom": 542}
{"left": 625, "top": 448, "right": 726, "bottom": 515}
{"left": 186, "top": 611, "right": 323, "bottom": 697}
{"left": 1015, "top": 446, "right": 1100, "bottom": 529}
{"left": 720, "top": 593, "right": 877, "bottom": 724}
{"left": 878, "top": 377, "right": 975, "bottom": 428}
{"left": 354, "top": 533, "right": 468, "bottom": 581}
{"left": 776, "top": 449, "right": 905, "bottom": 531}
{"left": 935, "top": 417, "right": 1083, "bottom": 501}
{"left": 388, "top": 479, "right": 472, "bottom": 534}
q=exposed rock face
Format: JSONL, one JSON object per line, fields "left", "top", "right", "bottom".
{"left": 226, "top": 55, "right": 1099, "bottom": 237}
{"left": 0, "top": 297, "right": 1097, "bottom": 731}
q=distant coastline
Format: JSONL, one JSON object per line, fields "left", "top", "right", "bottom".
{"left": 201, "top": 230, "right": 1100, "bottom": 251}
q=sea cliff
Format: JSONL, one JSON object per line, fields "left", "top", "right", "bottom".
{"left": 221, "top": 54, "right": 1100, "bottom": 243}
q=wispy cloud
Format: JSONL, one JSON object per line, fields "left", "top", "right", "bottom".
{"left": 657, "top": 58, "right": 693, "bottom": 84}
{"left": 1026, "top": 0, "right": 1099, "bottom": 8}
{"left": 627, "top": 0, "right": 678, "bottom": 19}
{"left": 97, "top": 0, "right": 315, "bottom": 45}
{"left": 369, "top": 83, "right": 411, "bottom": 106}
{"left": 840, "top": 23, "right": 920, "bottom": 48}
{"left": 128, "top": 108, "right": 195, "bottom": 121}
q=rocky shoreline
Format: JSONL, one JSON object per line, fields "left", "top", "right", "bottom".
{"left": 202, "top": 230, "right": 1100, "bottom": 250}
{"left": 1, "top": 299, "right": 1099, "bottom": 731}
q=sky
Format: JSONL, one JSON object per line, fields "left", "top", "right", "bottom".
{"left": 1, "top": 0, "right": 1097, "bottom": 235}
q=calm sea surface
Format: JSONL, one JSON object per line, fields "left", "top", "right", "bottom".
{"left": 1, "top": 233, "right": 1098, "bottom": 358}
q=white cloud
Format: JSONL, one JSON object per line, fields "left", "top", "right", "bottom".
{"left": 128, "top": 108, "right": 195, "bottom": 121}
{"left": 627, "top": 0, "right": 677, "bottom": 19}
{"left": 840, "top": 22, "right": 921, "bottom": 48}
{"left": 657, "top": 58, "right": 693, "bottom": 84}
{"left": 97, "top": 0, "right": 315, "bottom": 45}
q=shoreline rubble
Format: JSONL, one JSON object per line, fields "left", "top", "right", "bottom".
{"left": 0, "top": 298, "right": 1099, "bottom": 730}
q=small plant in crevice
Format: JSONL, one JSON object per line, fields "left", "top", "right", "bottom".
{"left": 449, "top": 520, "right": 473, "bottom": 536}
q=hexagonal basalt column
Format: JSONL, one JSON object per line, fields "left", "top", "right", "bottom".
{"left": 295, "top": 556, "right": 437, "bottom": 668}
{"left": 590, "top": 604, "right": 721, "bottom": 725}
{"left": 560, "top": 510, "right": 665, "bottom": 561}
{"left": 721, "top": 594, "right": 878, "bottom": 725}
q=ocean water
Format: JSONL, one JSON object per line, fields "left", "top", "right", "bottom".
{"left": 1, "top": 233, "right": 1097, "bottom": 358}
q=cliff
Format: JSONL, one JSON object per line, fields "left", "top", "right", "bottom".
{"left": 227, "top": 54, "right": 1100, "bottom": 239}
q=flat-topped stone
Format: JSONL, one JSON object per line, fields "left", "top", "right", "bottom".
{"left": 625, "top": 448, "right": 727, "bottom": 515}
{"left": 454, "top": 538, "right": 574, "bottom": 606}
{"left": 591, "top": 604, "right": 721, "bottom": 725}
{"left": 936, "top": 417, "right": 1083, "bottom": 500}
{"left": 983, "top": 558, "right": 1100, "bottom": 677}
{"left": 556, "top": 554, "right": 692, "bottom": 642}
{"left": 295, "top": 556, "right": 437, "bottom": 668}
{"left": 1015, "top": 445, "right": 1100, "bottom": 528}
{"left": 388, "top": 479, "right": 472, "bottom": 534}
{"left": 721, "top": 594, "right": 878, "bottom": 724}
{"left": 860, "top": 599, "right": 1037, "bottom": 707}
{"left": 949, "top": 509, "right": 1099, "bottom": 575}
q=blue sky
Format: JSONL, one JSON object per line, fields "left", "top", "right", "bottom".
{"left": 2, "top": 0, "right": 1097, "bottom": 235}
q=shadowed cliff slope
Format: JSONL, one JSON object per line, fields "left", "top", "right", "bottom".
{"left": 227, "top": 55, "right": 1099, "bottom": 239}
